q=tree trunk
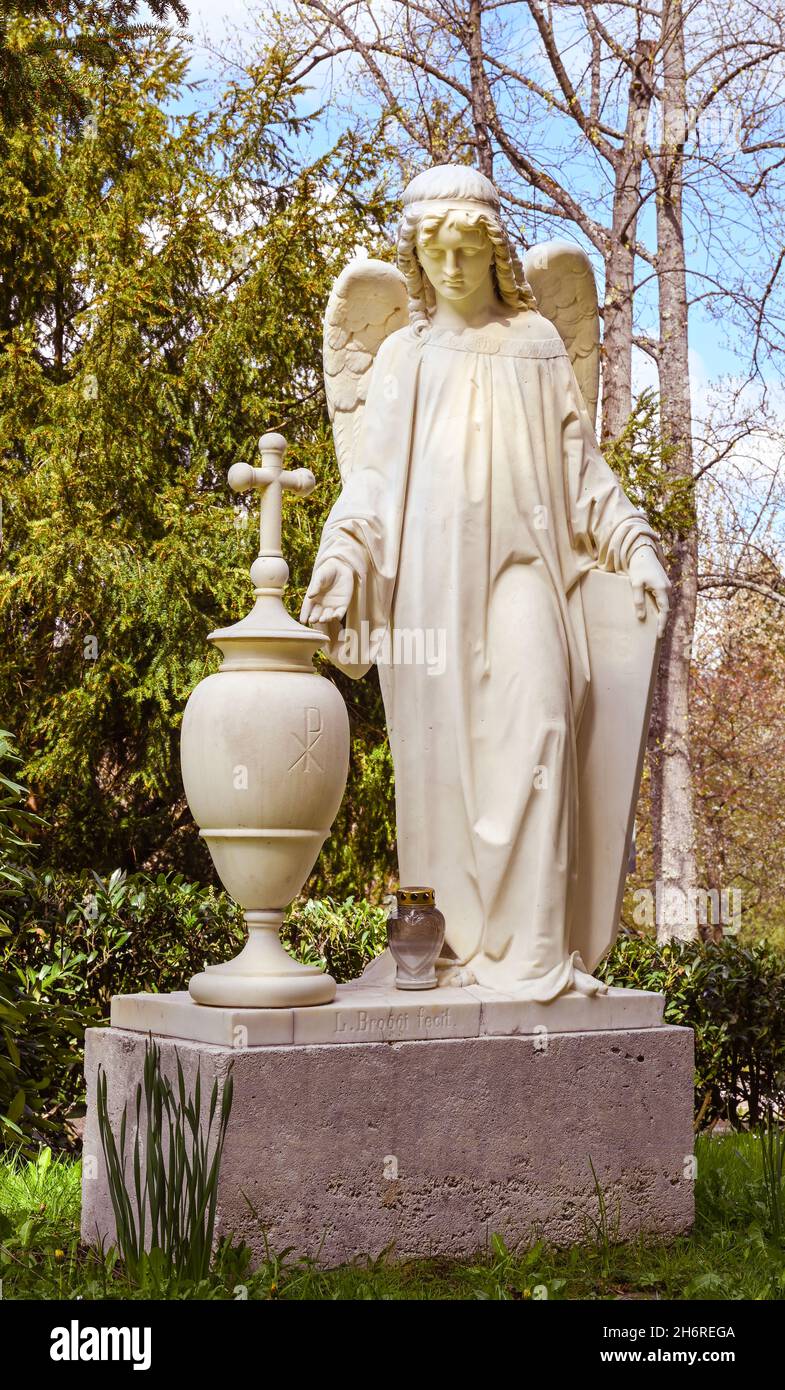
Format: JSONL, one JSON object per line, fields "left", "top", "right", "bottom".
{"left": 467, "top": 0, "right": 494, "bottom": 178}
{"left": 650, "top": 0, "right": 699, "bottom": 942}
{"left": 601, "top": 41, "right": 656, "bottom": 443}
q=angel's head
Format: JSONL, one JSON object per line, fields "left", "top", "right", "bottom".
{"left": 397, "top": 164, "right": 536, "bottom": 330}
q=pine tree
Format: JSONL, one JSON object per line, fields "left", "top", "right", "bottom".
{"left": 0, "top": 2, "right": 188, "bottom": 131}
{"left": 0, "top": 31, "right": 397, "bottom": 892}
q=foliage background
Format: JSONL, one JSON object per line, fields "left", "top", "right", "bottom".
{"left": 0, "top": 29, "right": 396, "bottom": 896}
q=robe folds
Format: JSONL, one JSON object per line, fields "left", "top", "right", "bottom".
{"left": 314, "top": 316, "right": 660, "bottom": 1000}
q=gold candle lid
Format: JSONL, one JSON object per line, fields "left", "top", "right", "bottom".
{"left": 397, "top": 886, "right": 435, "bottom": 906}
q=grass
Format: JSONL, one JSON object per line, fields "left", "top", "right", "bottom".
{"left": 2, "top": 1132, "right": 785, "bottom": 1300}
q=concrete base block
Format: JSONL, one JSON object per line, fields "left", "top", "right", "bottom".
{"left": 81, "top": 1024, "right": 694, "bottom": 1264}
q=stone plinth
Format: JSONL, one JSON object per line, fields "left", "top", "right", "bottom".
{"left": 108, "top": 981, "right": 666, "bottom": 1048}
{"left": 81, "top": 1006, "right": 694, "bottom": 1264}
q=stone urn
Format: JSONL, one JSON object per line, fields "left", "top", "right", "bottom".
{"left": 181, "top": 433, "right": 349, "bottom": 1007}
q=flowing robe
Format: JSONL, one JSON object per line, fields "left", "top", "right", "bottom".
{"left": 314, "top": 316, "right": 659, "bottom": 1000}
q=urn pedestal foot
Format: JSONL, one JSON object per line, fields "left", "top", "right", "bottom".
{"left": 188, "top": 910, "right": 336, "bottom": 1008}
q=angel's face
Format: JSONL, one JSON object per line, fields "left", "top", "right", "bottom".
{"left": 415, "top": 211, "right": 494, "bottom": 304}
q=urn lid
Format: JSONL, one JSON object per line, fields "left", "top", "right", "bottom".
{"left": 209, "top": 432, "right": 328, "bottom": 672}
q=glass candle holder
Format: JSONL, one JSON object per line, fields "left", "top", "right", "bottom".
{"left": 387, "top": 886, "right": 446, "bottom": 991}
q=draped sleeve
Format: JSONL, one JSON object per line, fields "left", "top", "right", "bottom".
{"left": 559, "top": 357, "right": 664, "bottom": 574}
{"left": 312, "top": 330, "right": 422, "bottom": 678}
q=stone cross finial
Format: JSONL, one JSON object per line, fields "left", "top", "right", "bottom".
{"left": 228, "top": 432, "right": 315, "bottom": 592}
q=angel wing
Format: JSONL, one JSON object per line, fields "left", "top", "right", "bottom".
{"left": 323, "top": 258, "right": 409, "bottom": 482}
{"left": 524, "top": 241, "right": 600, "bottom": 429}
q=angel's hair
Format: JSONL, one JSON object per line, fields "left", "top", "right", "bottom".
{"left": 397, "top": 163, "right": 537, "bottom": 332}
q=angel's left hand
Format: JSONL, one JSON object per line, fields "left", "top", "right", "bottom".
{"left": 628, "top": 544, "right": 671, "bottom": 638}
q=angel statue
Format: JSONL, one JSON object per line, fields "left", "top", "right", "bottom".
{"left": 301, "top": 164, "right": 670, "bottom": 1002}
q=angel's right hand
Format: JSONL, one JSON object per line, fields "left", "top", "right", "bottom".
{"left": 300, "top": 557, "right": 355, "bottom": 626}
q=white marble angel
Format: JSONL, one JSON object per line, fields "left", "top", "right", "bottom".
{"left": 301, "top": 164, "right": 670, "bottom": 1002}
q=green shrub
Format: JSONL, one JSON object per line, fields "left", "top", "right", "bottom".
{"left": 13, "top": 868, "right": 245, "bottom": 1011}
{"left": 13, "top": 874, "right": 386, "bottom": 1006}
{"left": 0, "top": 731, "right": 91, "bottom": 1150}
{"left": 0, "top": 728, "right": 41, "bottom": 933}
{"left": 599, "top": 934, "right": 785, "bottom": 1130}
{"left": 0, "top": 946, "right": 94, "bottom": 1151}
{"left": 284, "top": 896, "right": 387, "bottom": 983}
